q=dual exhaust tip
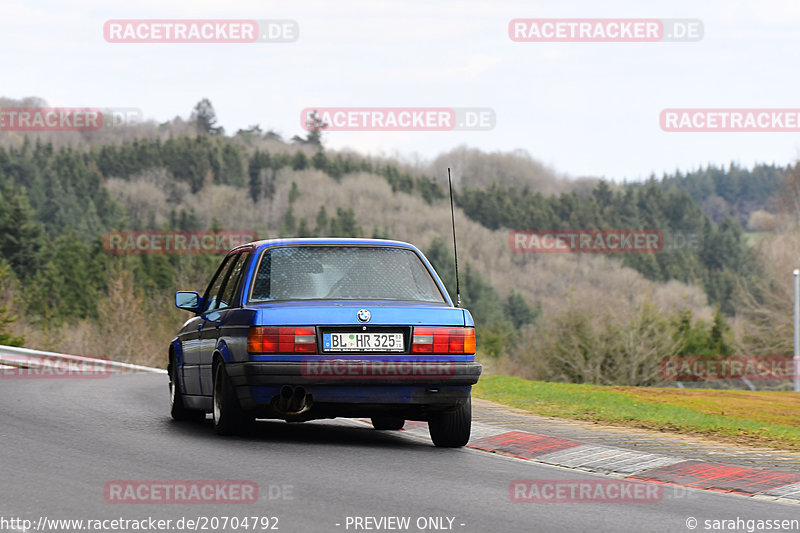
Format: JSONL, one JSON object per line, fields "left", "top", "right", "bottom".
{"left": 275, "top": 385, "right": 311, "bottom": 414}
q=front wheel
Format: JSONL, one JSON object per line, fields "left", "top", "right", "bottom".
{"left": 428, "top": 397, "right": 471, "bottom": 447}
{"left": 213, "top": 362, "right": 252, "bottom": 435}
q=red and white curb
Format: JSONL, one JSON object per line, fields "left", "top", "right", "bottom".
{"left": 368, "top": 420, "right": 800, "bottom": 503}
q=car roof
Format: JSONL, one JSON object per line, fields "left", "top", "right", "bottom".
{"left": 229, "top": 237, "right": 419, "bottom": 255}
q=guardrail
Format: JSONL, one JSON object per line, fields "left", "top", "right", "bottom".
{"left": 0, "top": 344, "right": 166, "bottom": 374}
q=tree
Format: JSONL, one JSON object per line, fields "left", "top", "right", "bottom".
{"left": 371, "top": 226, "right": 390, "bottom": 239}
{"left": 417, "top": 176, "right": 444, "bottom": 204}
{"left": 236, "top": 124, "right": 262, "bottom": 139}
{"left": 747, "top": 210, "right": 776, "bottom": 232}
{"left": 779, "top": 162, "right": 800, "bottom": 225}
{"left": 247, "top": 150, "right": 275, "bottom": 202}
{"left": 709, "top": 306, "right": 733, "bottom": 357}
{"left": 297, "top": 218, "right": 313, "bottom": 237}
{"left": 312, "top": 151, "right": 328, "bottom": 172}
{"left": 27, "top": 233, "right": 106, "bottom": 323}
{"left": 291, "top": 110, "right": 328, "bottom": 149}
{"left": 291, "top": 151, "right": 308, "bottom": 170}
{"left": 0, "top": 303, "right": 24, "bottom": 346}
{"left": 424, "top": 237, "right": 510, "bottom": 351}
{"left": 264, "top": 130, "right": 284, "bottom": 142}
{"left": 0, "top": 264, "right": 24, "bottom": 347}
{"left": 190, "top": 98, "right": 224, "bottom": 136}
{"left": 329, "top": 208, "right": 362, "bottom": 238}
{"left": 163, "top": 136, "right": 212, "bottom": 192}
{"left": 220, "top": 143, "right": 244, "bottom": 186}
{"left": 0, "top": 190, "right": 44, "bottom": 280}
{"left": 519, "top": 298, "right": 682, "bottom": 386}
{"left": 281, "top": 207, "right": 296, "bottom": 235}
{"left": 315, "top": 206, "right": 328, "bottom": 235}
{"left": 289, "top": 181, "right": 300, "bottom": 204}
{"left": 504, "top": 291, "right": 538, "bottom": 329}
{"left": 671, "top": 308, "right": 734, "bottom": 359}
{"left": 248, "top": 150, "right": 264, "bottom": 202}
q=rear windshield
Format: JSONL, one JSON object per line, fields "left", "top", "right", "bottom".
{"left": 249, "top": 246, "right": 446, "bottom": 303}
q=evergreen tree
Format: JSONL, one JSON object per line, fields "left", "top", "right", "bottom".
{"left": 0, "top": 265, "right": 24, "bottom": 347}
{"left": 0, "top": 190, "right": 44, "bottom": 279}
{"left": 315, "top": 206, "right": 328, "bottom": 235}
{"left": 191, "top": 98, "right": 224, "bottom": 136}
{"left": 291, "top": 151, "right": 308, "bottom": 171}
{"left": 289, "top": 181, "right": 300, "bottom": 204}
{"left": 504, "top": 291, "right": 538, "bottom": 329}
{"left": 297, "top": 218, "right": 313, "bottom": 237}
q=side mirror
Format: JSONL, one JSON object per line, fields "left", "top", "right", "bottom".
{"left": 175, "top": 291, "right": 201, "bottom": 312}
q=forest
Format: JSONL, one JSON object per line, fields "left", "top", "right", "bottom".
{"left": 0, "top": 98, "right": 796, "bottom": 387}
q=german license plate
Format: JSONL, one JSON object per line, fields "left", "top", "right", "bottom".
{"left": 323, "top": 332, "right": 404, "bottom": 352}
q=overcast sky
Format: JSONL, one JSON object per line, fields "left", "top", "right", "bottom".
{"left": 3, "top": 0, "right": 800, "bottom": 182}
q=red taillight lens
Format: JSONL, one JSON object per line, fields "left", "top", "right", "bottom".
{"left": 248, "top": 327, "right": 317, "bottom": 354}
{"left": 412, "top": 327, "right": 476, "bottom": 354}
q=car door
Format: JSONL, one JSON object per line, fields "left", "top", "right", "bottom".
{"left": 183, "top": 255, "right": 235, "bottom": 396}
{"left": 199, "top": 252, "right": 250, "bottom": 396}
{"left": 176, "top": 313, "right": 204, "bottom": 396}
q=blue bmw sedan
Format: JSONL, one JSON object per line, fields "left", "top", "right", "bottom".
{"left": 169, "top": 238, "right": 482, "bottom": 447}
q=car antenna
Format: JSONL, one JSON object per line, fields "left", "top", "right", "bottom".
{"left": 448, "top": 167, "right": 462, "bottom": 308}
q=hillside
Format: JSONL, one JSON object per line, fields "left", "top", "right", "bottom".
{"left": 0, "top": 97, "right": 795, "bottom": 386}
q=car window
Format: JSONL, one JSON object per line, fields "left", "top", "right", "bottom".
{"left": 217, "top": 253, "right": 249, "bottom": 310}
{"left": 202, "top": 255, "right": 235, "bottom": 314}
{"left": 250, "top": 246, "right": 445, "bottom": 303}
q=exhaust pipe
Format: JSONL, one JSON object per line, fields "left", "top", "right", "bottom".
{"left": 278, "top": 385, "right": 293, "bottom": 412}
{"left": 274, "top": 385, "right": 312, "bottom": 415}
{"left": 292, "top": 386, "right": 307, "bottom": 412}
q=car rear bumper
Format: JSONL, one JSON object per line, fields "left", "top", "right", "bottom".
{"left": 226, "top": 360, "right": 481, "bottom": 415}
{"left": 227, "top": 360, "right": 482, "bottom": 387}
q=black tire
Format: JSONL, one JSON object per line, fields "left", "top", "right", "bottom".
{"left": 212, "top": 362, "right": 252, "bottom": 435}
{"left": 371, "top": 416, "right": 405, "bottom": 430}
{"left": 428, "top": 396, "right": 471, "bottom": 447}
{"left": 169, "top": 361, "right": 205, "bottom": 422}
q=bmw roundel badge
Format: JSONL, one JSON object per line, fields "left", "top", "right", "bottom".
{"left": 357, "top": 309, "right": 371, "bottom": 323}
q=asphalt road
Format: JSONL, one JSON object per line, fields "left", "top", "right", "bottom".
{"left": 0, "top": 374, "right": 798, "bottom": 533}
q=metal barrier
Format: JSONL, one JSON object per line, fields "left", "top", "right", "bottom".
{"left": 0, "top": 344, "right": 166, "bottom": 374}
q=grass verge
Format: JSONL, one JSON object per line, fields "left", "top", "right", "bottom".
{"left": 473, "top": 375, "right": 800, "bottom": 451}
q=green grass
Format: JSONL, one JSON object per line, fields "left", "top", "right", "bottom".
{"left": 473, "top": 375, "right": 800, "bottom": 451}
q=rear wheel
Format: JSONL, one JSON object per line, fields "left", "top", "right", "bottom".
{"left": 371, "top": 416, "right": 405, "bottom": 430}
{"left": 212, "top": 362, "right": 252, "bottom": 435}
{"left": 169, "top": 360, "right": 205, "bottom": 422}
{"left": 428, "top": 397, "right": 471, "bottom": 447}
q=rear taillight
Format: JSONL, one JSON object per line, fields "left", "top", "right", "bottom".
{"left": 248, "top": 327, "right": 317, "bottom": 354}
{"left": 411, "top": 327, "right": 476, "bottom": 354}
